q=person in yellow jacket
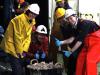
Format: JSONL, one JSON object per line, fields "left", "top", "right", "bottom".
{"left": 0, "top": 3, "right": 40, "bottom": 75}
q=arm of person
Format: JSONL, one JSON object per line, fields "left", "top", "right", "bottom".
{"left": 70, "top": 41, "right": 82, "bottom": 52}
{"left": 43, "top": 36, "right": 49, "bottom": 56}
{"left": 54, "top": 36, "right": 75, "bottom": 47}
{"left": 70, "top": 20, "right": 91, "bottom": 52}
{"left": 61, "top": 37, "right": 75, "bottom": 45}
{"left": 12, "top": 19, "right": 24, "bottom": 55}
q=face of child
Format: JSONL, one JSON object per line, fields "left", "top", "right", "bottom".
{"left": 37, "top": 33, "right": 45, "bottom": 42}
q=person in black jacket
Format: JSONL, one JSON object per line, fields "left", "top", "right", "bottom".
{"left": 55, "top": 8, "right": 100, "bottom": 75}
{"left": 55, "top": 7, "right": 83, "bottom": 75}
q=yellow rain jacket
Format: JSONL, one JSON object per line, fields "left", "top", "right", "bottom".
{"left": 0, "top": 13, "right": 36, "bottom": 58}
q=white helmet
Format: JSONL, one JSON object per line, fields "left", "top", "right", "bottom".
{"left": 36, "top": 25, "right": 47, "bottom": 34}
{"left": 28, "top": 4, "right": 40, "bottom": 15}
{"left": 65, "top": 9, "right": 76, "bottom": 18}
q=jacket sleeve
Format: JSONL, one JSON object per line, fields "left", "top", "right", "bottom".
{"left": 25, "top": 43, "right": 34, "bottom": 58}
{"left": 12, "top": 19, "right": 23, "bottom": 54}
{"left": 43, "top": 37, "right": 49, "bottom": 55}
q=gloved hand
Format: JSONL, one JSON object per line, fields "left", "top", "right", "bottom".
{"left": 17, "top": 53, "right": 22, "bottom": 58}
{"left": 63, "top": 50, "right": 72, "bottom": 57}
{"left": 34, "top": 53, "right": 39, "bottom": 59}
{"left": 41, "top": 52, "right": 46, "bottom": 59}
{"left": 22, "top": 52, "right": 26, "bottom": 57}
{"left": 50, "top": 35, "right": 62, "bottom": 47}
{"left": 55, "top": 39, "right": 62, "bottom": 47}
